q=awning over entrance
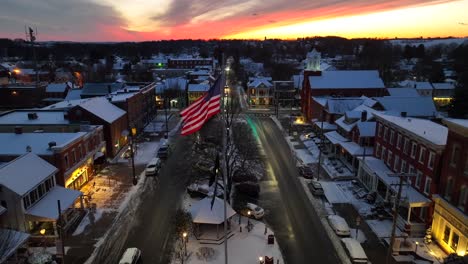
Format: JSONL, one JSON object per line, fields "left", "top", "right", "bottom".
{"left": 27, "top": 186, "right": 82, "bottom": 220}
{"left": 324, "top": 131, "right": 349, "bottom": 145}
{"left": 340, "top": 141, "right": 374, "bottom": 156}
{"left": 401, "top": 186, "right": 431, "bottom": 207}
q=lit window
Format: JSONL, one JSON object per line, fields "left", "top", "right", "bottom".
{"left": 443, "top": 226, "right": 451, "bottom": 243}
{"left": 451, "top": 232, "right": 459, "bottom": 250}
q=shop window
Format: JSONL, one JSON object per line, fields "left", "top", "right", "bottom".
{"left": 451, "top": 232, "right": 459, "bottom": 251}
{"left": 443, "top": 226, "right": 451, "bottom": 243}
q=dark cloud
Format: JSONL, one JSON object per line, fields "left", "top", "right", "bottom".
{"left": 0, "top": 0, "right": 126, "bottom": 40}
{"left": 152, "top": 0, "right": 457, "bottom": 27}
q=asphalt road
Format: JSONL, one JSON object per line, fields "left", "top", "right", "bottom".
{"left": 122, "top": 134, "right": 193, "bottom": 263}
{"left": 248, "top": 115, "right": 342, "bottom": 264}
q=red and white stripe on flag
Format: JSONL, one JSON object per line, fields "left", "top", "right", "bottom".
{"left": 181, "top": 77, "right": 222, "bottom": 136}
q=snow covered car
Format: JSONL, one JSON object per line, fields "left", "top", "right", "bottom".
{"left": 341, "top": 238, "right": 369, "bottom": 263}
{"left": 299, "top": 165, "right": 314, "bottom": 179}
{"left": 119, "top": 247, "right": 141, "bottom": 264}
{"left": 187, "top": 183, "right": 223, "bottom": 198}
{"left": 245, "top": 203, "right": 264, "bottom": 219}
{"left": 145, "top": 158, "right": 161, "bottom": 176}
{"left": 309, "top": 180, "right": 324, "bottom": 196}
{"left": 327, "top": 215, "right": 351, "bottom": 236}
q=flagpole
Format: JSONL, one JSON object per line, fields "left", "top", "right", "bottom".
{"left": 222, "top": 70, "right": 229, "bottom": 264}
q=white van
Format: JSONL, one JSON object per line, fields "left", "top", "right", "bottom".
{"left": 119, "top": 248, "right": 141, "bottom": 264}
{"left": 145, "top": 158, "right": 161, "bottom": 176}
{"left": 341, "top": 238, "right": 370, "bottom": 263}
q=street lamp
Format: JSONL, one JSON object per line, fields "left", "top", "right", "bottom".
{"left": 415, "top": 241, "right": 419, "bottom": 255}
{"left": 182, "top": 232, "right": 188, "bottom": 257}
{"left": 259, "top": 256, "right": 264, "bottom": 264}
{"left": 247, "top": 211, "right": 251, "bottom": 227}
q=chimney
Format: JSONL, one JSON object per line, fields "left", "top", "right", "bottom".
{"left": 26, "top": 145, "right": 32, "bottom": 152}
{"left": 48, "top": 141, "right": 57, "bottom": 149}
{"left": 27, "top": 112, "right": 38, "bottom": 120}
{"left": 14, "top": 126, "right": 23, "bottom": 134}
{"left": 401, "top": 112, "right": 407, "bottom": 118}
{"left": 361, "top": 111, "right": 367, "bottom": 122}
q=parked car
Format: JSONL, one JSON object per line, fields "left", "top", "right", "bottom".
{"left": 145, "top": 158, "right": 161, "bottom": 176}
{"left": 327, "top": 215, "right": 351, "bottom": 236}
{"left": 157, "top": 145, "right": 169, "bottom": 159}
{"left": 245, "top": 203, "right": 264, "bottom": 219}
{"left": 341, "top": 238, "right": 369, "bottom": 263}
{"left": 299, "top": 165, "right": 314, "bottom": 179}
{"left": 309, "top": 180, "right": 325, "bottom": 196}
{"left": 119, "top": 248, "right": 141, "bottom": 264}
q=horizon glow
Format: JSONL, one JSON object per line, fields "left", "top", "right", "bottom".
{"left": 0, "top": 0, "right": 467, "bottom": 41}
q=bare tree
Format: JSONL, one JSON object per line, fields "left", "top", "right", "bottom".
{"left": 0, "top": 229, "right": 27, "bottom": 263}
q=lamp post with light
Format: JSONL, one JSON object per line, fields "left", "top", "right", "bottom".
{"left": 259, "top": 256, "right": 264, "bottom": 264}
{"left": 415, "top": 241, "right": 419, "bottom": 255}
{"left": 183, "top": 232, "right": 188, "bottom": 257}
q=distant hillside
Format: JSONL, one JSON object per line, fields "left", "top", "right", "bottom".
{"left": 388, "top": 38, "right": 468, "bottom": 47}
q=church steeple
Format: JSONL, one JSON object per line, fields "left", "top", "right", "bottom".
{"left": 305, "top": 48, "right": 321, "bottom": 72}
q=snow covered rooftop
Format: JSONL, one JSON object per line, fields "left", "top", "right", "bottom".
{"left": 0, "top": 153, "right": 58, "bottom": 196}
{"left": 190, "top": 197, "right": 236, "bottom": 224}
{"left": 444, "top": 118, "right": 468, "bottom": 129}
{"left": 357, "top": 122, "right": 376, "bottom": 137}
{"left": 81, "top": 83, "right": 125, "bottom": 96}
{"left": 110, "top": 93, "right": 136, "bottom": 103}
{"left": 248, "top": 78, "right": 273, "bottom": 88}
{"left": 309, "top": 70, "right": 385, "bottom": 89}
{"left": 375, "top": 113, "right": 448, "bottom": 146}
{"left": 46, "top": 83, "right": 69, "bottom": 93}
{"left": 188, "top": 83, "right": 210, "bottom": 92}
{"left": 314, "top": 121, "right": 337, "bottom": 131}
{"left": 27, "top": 186, "right": 82, "bottom": 219}
{"left": 312, "top": 97, "right": 328, "bottom": 107}
{"left": 324, "top": 131, "right": 349, "bottom": 145}
{"left": 326, "top": 98, "right": 364, "bottom": 114}
{"left": 386, "top": 88, "right": 420, "bottom": 97}
{"left": 65, "top": 89, "right": 83, "bottom": 100}
{"left": 375, "top": 96, "right": 437, "bottom": 117}
{"left": 0, "top": 132, "right": 86, "bottom": 156}
{"left": 413, "top": 82, "right": 433, "bottom": 90}
{"left": 0, "top": 110, "right": 69, "bottom": 125}
{"left": 339, "top": 141, "right": 374, "bottom": 156}
{"left": 432, "top": 82, "right": 455, "bottom": 90}
{"left": 78, "top": 97, "right": 126, "bottom": 123}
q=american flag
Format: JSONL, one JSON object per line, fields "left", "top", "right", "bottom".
{"left": 181, "top": 77, "right": 222, "bottom": 135}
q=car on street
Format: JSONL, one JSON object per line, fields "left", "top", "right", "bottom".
{"left": 341, "top": 238, "right": 369, "bottom": 263}
{"left": 119, "top": 247, "right": 141, "bottom": 264}
{"left": 309, "top": 180, "right": 325, "bottom": 196}
{"left": 145, "top": 158, "right": 161, "bottom": 176}
{"left": 299, "top": 165, "right": 314, "bottom": 179}
{"left": 157, "top": 145, "right": 169, "bottom": 159}
{"left": 245, "top": 203, "right": 264, "bottom": 219}
{"left": 327, "top": 215, "right": 351, "bottom": 236}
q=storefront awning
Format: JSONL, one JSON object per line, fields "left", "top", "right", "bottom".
{"left": 339, "top": 141, "right": 374, "bottom": 156}
{"left": 27, "top": 186, "right": 82, "bottom": 220}
{"left": 324, "top": 131, "right": 349, "bottom": 145}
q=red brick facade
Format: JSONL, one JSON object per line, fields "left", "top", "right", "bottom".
{"left": 439, "top": 121, "right": 468, "bottom": 214}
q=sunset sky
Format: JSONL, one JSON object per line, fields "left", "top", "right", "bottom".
{"left": 0, "top": 0, "right": 467, "bottom": 41}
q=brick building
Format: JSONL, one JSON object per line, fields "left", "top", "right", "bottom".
{"left": 431, "top": 118, "right": 468, "bottom": 256}
{"left": 0, "top": 126, "right": 105, "bottom": 190}
{"left": 167, "top": 58, "right": 213, "bottom": 69}
{"left": 0, "top": 83, "right": 47, "bottom": 109}
{"left": 358, "top": 113, "right": 448, "bottom": 237}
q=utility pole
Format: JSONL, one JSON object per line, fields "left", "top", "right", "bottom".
{"left": 316, "top": 111, "right": 324, "bottom": 181}
{"left": 222, "top": 69, "right": 229, "bottom": 264}
{"left": 164, "top": 97, "right": 169, "bottom": 139}
{"left": 57, "top": 200, "right": 66, "bottom": 264}
{"left": 386, "top": 173, "right": 414, "bottom": 264}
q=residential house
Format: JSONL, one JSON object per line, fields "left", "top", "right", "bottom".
{"left": 432, "top": 82, "right": 456, "bottom": 108}
{"left": 43, "top": 82, "right": 72, "bottom": 105}
{"left": 431, "top": 118, "right": 468, "bottom": 256}
{"left": 248, "top": 77, "right": 273, "bottom": 107}
{"left": 358, "top": 113, "right": 448, "bottom": 237}
{"left": 273, "top": 81, "right": 297, "bottom": 108}
{"left": 187, "top": 83, "right": 210, "bottom": 104}
{"left": 374, "top": 96, "right": 438, "bottom": 118}
{"left": 0, "top": 153, "right": 83, "bottom": 244}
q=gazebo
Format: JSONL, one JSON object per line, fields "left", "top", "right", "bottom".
{"left": 189, "top": 197, "right": 237, "bottom": 240}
